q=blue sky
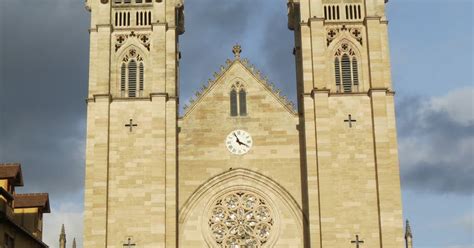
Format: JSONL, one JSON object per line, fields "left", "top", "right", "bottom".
{"left": 0, "top": 0, "right": 472, "bottom": 247}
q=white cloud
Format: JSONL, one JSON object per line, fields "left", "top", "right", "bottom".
{"left": 43, "top": 203, "right": 83, "bottom": 248}
{"left": 398, "top": 87, "right": 474, "bottom": 194}
{"left": 456, "top": 211, "right": 474, "bottom": 233}
{"left": 430, "top": 87, "right": 474, "bottom": 126}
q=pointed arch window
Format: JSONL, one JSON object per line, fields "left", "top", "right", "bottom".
{"left": 334, "top": 42, "right": 359, "bottom": 93}
{"left": 120, "top": 48, "right": 145, "bottom": 97}
{"left": 230, "top": 82, "right": 247, "bottom": 117}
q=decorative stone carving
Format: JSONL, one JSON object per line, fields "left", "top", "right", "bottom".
{"left": 232, "top": 44, "right": 242, "bottom": 59}
{"left": 327, "top": 25, "right": 363, "bottom": 46}
{"left": 122, "top": 48, "right": 143, "bottom": 62}
{"left": 334, "top": 42, "right": 356, "bottom": 57}
{"left": 115, "top": 31, "right": 151, "bottom": 52}
{"left": 207, "top": 191, "right": 274, "bottom": 247}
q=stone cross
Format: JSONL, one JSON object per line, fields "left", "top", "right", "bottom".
{"left": 123, "top": 238, "right": 136, "bottom": 248}
{"left": 233, "top": 44, "right": 242, "bottom": 59}
{"left": 344, "top": 114, "right": 357, "bottom": 128}
{"left": 351, "top": 235, "right": 364, "bottom": 248}
{"left": 125, "top": 119, "right": 138, "bottom": 132}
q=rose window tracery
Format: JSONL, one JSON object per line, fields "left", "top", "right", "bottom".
{"left": 208, "top": 191, "right": 274, "bottom": 247}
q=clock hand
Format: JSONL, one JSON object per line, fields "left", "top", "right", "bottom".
{"left": 233, "top": 133, "right": 241, "bottom": 143}
{"left": 240, "top": 142, "right": 249, "bottom": 148}
{"left": 235, "top": 139, "right": 249, "bottom": 147}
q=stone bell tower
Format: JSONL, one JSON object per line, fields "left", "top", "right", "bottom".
{"left": 83, "top": 0, "right": 184, "bottom": 247}
{"left": 288, "top": 0, "right": 404, "bottom": 247}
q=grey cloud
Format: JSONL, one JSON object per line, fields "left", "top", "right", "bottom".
{"left": 0, "top": 0, "right": 89, "bottom": 202}
{"left": 0, "top": 0, "right": 296, "bottom": 205}
{"left": 397, "top": 94, "right": 474, "bottom": 194}
{"left": 180, "top": 0, "right": 295, "bottom": 110}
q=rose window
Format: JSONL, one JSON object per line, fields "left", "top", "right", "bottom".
{"left": 208, "top": 191, "right": 274, "bottom": 247}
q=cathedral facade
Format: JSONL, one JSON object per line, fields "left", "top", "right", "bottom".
{"left": 83, "top": 0, "right": 405, "bottom": 247}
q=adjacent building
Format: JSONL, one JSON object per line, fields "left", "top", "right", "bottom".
{"left": 0, "top": 163, "right": 50, "bottom": 248}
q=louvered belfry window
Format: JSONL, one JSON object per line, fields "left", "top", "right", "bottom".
{"left": 128, "top": 60, "right": 137, "bottom": 97}
{"left": 341, "top": 54, "right": 352, "bottom": 92}
{"left": 230, "top": 89, "right": 238, "bottom": 116}
{"left": 352, "top": 58, "right": 359, "bottom": 87}
{"left": 121, "top": 63, "right": 126, "bottom": 96}
{"left": 120, "top": 49, "right": 144, "bottom": 97}
{"left": 139, "top": 62, "right": 144, "bottom": 94}
{"left": 335, "top": 57, "right": 341, "bottom": 88}
{"left": 334, "top": 42, "right": 359, "bottom": 93}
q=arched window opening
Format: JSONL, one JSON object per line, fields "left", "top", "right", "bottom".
{"left": 230, "top": 89, "right": 238, "bottom": 117}
{"left": 239, "top": 89, "right": 247, "bottom": 116}
{"left": 128, "top": 60, "right": 137, "bottom": 97}
{"left": 139, "top": 62, "right": 144, "bottom": 95}
{"left": 230, "top": 83, "right": 247, "bottom": 117}
{"left": 120, "top": 49, "right": 144, "bottom": 98}
{"left": 334, "top": 42, "right": 360, "bottom": 93}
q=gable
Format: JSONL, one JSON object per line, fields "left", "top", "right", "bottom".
{"left": 180, "top": 59, "right": 297, "bottom": 120}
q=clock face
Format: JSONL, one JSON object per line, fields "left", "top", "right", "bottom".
{"left": 225, "top": 130, "right": 253, "bottom": 155}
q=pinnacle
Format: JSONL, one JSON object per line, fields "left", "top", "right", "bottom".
{"left": 405, "top": 219, "right": 413, "bottom": 238}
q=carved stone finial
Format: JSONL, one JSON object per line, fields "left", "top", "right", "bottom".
{"left": 232, "top": 44, "right": 242, "bottom": 59}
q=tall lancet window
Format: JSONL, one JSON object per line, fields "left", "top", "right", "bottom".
{"left": 334, "top": 42, "right": 359, "bottom": 93}
{"left": 230, "top": 82, "right": 247, "bottom": 117}
{"left": 120, "top": 48, "right": 145, "bottom": 97}
{"left": 230, "top": 89, "right": 238, "bottom": 117}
